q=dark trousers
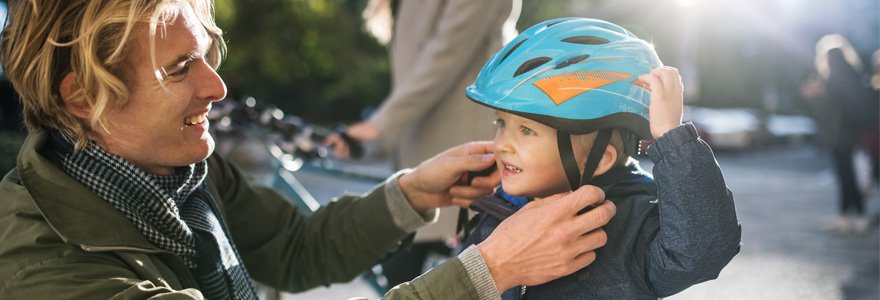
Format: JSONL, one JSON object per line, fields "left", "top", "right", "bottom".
{"left": 831, "top": 143, "right": 864, "bottom": 215}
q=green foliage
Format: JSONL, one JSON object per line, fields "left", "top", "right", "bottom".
{"left": 213, "top": 0, "right": 590, "bottom": 126}
{"left": 215, "top": 0, "right": 389, "bottom": 125}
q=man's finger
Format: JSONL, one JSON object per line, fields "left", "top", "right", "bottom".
{"left": 568, "top": 250, "right": 598, "bottom": 274}
{"left": 452, "top": 153, "right": 496, "bottom": 174}
{"left": 577, "top": 228, "right": 608, "bottom": 251}
{"left": 450, "top": 186, "right": 495, "bottom": 199}
{"left": 470, "top": 171, "right": 501, "bottom": 189}
{"left": 573, "top": 200, "right": 616, "bottom": 233}
{"left": 452, "top": 198, "right": 474, "bottom": 208}
{"left": 447, "top": 141, "right": 495, "bottom": 156}
{"left": 565, "top": 185, "right": 605, "bottom": 213}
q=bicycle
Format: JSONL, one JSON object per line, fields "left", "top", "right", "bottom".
{"left": 208, "top": 96, "right": 391, "bottom": 298}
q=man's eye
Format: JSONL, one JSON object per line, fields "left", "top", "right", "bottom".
{"left": 168, "top": 65, "right": 190, "bottom": 77}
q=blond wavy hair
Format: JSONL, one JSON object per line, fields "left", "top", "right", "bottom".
{"left": 1, "top": 0, "right": 225, "bottom": 149}
{"left": 814, "top": 34, "right": 863, "bottom": 80}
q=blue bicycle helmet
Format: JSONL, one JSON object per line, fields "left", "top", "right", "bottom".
{"left": 467, "top": 17, "right": 662, "bottom": 191}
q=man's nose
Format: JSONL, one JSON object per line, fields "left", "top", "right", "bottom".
{"left": 196, "top": 62, "right": 227, "bottom": 102}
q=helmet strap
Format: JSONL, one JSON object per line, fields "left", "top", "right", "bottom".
{"left": 581, "top": 129, "right": 613, "bottom": 187}
{"left": 556, "top": 129, "right": 613, "bottom": 191}
{"left": 557, "top": 131, "right": 581, "bottom": 191}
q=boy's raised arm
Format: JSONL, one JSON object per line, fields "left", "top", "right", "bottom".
{"left": 639, "top": 67, "right": 742, "bottom": 296}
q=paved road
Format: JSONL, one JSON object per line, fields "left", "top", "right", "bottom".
{"left": 277, "top": 142, "right": 879, "bottom": 299}
{"left": 669, "top": 144, "right": 879, "bottom": 300}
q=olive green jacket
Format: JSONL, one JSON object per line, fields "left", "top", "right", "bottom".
{"left": 0, "top": 129, "right": 481, "bottom": 299}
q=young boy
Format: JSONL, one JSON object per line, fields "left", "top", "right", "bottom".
{"left": 461, "top": 18, "right": 741, "bottom": 299}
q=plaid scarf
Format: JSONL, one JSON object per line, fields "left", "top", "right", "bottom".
{"left": 49, "top": 131, "right": 257, "bottom": 300}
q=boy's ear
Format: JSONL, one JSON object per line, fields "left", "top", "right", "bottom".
{"left": 59, "top": 72, "right": 91, "bottom": 119}
{"left": 594, "top": 144, "right": 618, "bottom": 177}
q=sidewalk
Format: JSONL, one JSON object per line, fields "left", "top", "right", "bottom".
{"left": 667, "top": 144, "right": 879, "bottom": 300}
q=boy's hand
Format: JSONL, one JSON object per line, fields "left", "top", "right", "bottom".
{"left": 638, "top": 66, "right": 684, "bottom": 139}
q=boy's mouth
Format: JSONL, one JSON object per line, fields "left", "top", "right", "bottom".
{"left": 503, "top": 161, "right": 522, "bottom": 174}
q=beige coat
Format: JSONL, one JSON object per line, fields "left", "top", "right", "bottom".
{"left": 369, "top": 0, "right": 520, "bottom": 241}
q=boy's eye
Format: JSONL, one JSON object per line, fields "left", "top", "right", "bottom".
{"left": 493, "top": 118, "right": 505, "bottom": 128}
{"left": 520, "top": 126, "right": 535, "bottom": 136}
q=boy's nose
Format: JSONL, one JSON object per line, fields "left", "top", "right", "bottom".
{"left": 494, "top": 133, "right": 515, "bottom": 154}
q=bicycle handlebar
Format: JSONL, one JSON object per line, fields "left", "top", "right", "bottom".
{"left": 209, "top": 96, "right": 365, "bottom": 161}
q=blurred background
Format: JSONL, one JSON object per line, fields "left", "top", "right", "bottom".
{"left": 1, "top": 0, "right": 878, "bottom": 299}
{"left": 211, "top": 0, "right": 879, "bottom": 125}
{"left": 1, "top": 0, "right": 878, "bottom": 165}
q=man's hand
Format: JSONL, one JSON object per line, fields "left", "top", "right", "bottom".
{"left": 477, "top": 186, "right": 615, "bottom": 293}
{"left": 324, "top": 121, "right": 381, "bottom": 159}
{"left": 639, "top": 66, "right": 684, "bottom": 139}
{"left": 398, "top": 141, "right": 501, "bottom": 212}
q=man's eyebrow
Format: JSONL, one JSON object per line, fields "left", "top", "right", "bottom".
{"left": 163, "top": 52, "right": 198, "bottom": 70}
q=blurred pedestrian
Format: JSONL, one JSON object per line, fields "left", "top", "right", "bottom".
{"left": 802, "top": 34, "right": 879, "bottom": 234}
{"left": 863, "top": 49, "right": 880, "bottom": 190}
{"left": 326, "top": 0, "right": 522, "bottom": 288}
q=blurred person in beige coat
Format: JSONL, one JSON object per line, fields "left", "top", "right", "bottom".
{"left": 326, "top": 0, "right": 521, "bottom": 289}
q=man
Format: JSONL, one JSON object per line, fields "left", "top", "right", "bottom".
{"left": 0, "top": 1, "right": 615, "bottom": 299}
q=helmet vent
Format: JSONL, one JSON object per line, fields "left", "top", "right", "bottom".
{"left": 545, "top": 19, "right": 569, "bottom": 28}
{"left": 556, "top": 54, "right": 590, "bottom": 69}
{"left": 562, "top": 36, "right": 610, "bottom": 45}
{"left": 514, "top": 57, "right": 552, "bottom": 77}
{"left": 500, "top": 39, "right": 528, "bottom": 63}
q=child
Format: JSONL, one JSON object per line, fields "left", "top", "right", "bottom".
{"left": 460, "top": 18, "right": 741, "bottom": 299}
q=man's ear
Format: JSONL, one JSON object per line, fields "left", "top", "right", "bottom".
{"left": 59, "top": 72, "right": 91, "bottom": 119}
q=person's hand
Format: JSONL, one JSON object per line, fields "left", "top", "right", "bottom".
{"left": 477, "top": 186, "right": 615, "bottom": 292}
{"left": 639, "top": 66, "right": 684, "bottom": 139}
{"left": 398, "top": 141, "right": 500, "bottom": 211}
{"left": 324, "top": 121, "right": 381, "bottom": 159}
{"left": 800, "top": 74, "right": 825, "bottom": 100}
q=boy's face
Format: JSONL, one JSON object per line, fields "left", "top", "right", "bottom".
{"left": 493, "top": 111, "right": 574, "bottom": 198}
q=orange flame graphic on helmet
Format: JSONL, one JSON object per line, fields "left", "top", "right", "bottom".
{"left": 533, "top": 70, "right": 633, "bottom": 105}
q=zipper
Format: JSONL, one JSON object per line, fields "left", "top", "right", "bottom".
{"left": 79, "top": 244, "right": 198, "bottom": 289}
{"left": 80, "top": 244, "right": 168, "bottom": 253}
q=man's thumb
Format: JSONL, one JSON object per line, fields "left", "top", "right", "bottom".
{"left": 461, "top": 153, "right": 495, "bottom": 171}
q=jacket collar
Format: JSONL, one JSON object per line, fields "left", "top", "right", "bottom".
{"left": 17, "top": 128, "right": 162, "bottom": 252}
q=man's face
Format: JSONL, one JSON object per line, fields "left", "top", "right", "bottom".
{"left": 91, "top": 3, "right": 225, "bottom": 175}
{"left": 493, "top": 111, "right": 573, "bottom": 198}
